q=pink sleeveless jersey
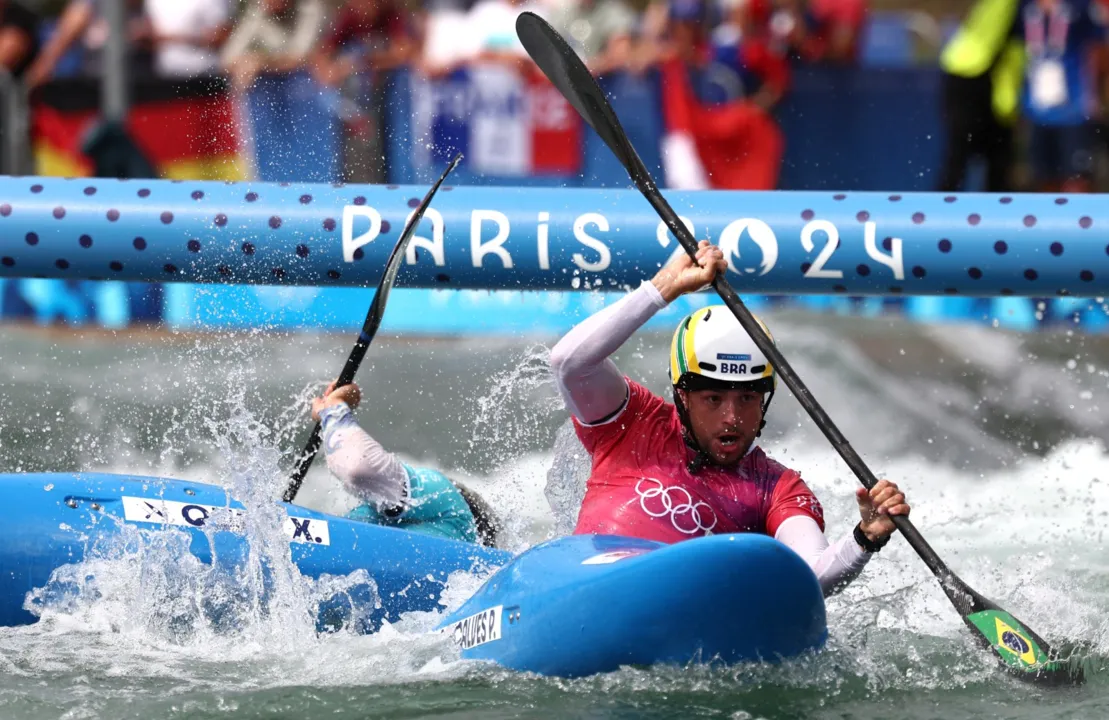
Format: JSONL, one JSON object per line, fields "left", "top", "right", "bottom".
{"left": 573, "top": 379, "right": 825, "bottom": 544}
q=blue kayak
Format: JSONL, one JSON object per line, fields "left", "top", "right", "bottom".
{"left": 0, "top": 472, "right": 827, "bottom": 676}
{"left": 438, "top": 533, "right": 827, "bottom": 677}
{"left": 0, "top": 472, "right": 509, "bottom": 631}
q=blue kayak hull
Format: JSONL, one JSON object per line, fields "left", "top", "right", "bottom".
{"left": 439, "top": 533, "right": 828, "bottom": 677}
{"left": 1, "top": 472, "right": 828, "bottom": 677}
{"left": 0, "top": 472, "right": 510, "bottom": 630}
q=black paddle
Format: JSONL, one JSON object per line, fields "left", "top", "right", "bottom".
{"left": 282, "top": 153, "right": 463, "bottom": 504}
{"left": 515, "top": 12, "right": 1084, "bottom": 686}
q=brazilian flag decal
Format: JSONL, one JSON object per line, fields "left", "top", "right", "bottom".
{"left": 967, "top": 609, "right": 1056, "bottom": 672}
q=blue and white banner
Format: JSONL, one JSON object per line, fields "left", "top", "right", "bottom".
{"left": 410, "top": 65, "right": 581, "bottom": 178}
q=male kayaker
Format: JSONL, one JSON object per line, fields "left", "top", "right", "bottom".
{"left": 549, "top": 240, "right": 910, "bottom": 596}
{"left": 309, "top": 381, "right": 498, "bottom": 546}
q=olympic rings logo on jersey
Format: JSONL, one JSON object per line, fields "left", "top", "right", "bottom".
{"left": 635, "top": 478, "right": 718, "bottom": 535}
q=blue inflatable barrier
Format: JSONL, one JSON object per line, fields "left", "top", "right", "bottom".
{"left": 0, "top": 178, "right": 1104, "bottom": 298}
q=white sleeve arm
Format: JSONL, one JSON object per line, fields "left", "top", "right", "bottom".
{"left": 774, "top": 515, "right": 872, "bottom": 598}
{"left": 318, "top": 402, "right": 409, "bottom": 512}
{"left": 548, "top": 281, "right": 668, "bottom": 424}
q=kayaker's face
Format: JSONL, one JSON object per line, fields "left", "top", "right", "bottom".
{"left": 682, "top": 388, "right": 764, "bottom": 465}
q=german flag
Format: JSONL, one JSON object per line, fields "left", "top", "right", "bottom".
{"left": 31, "top": 74, "right": 247, "bottom": 181}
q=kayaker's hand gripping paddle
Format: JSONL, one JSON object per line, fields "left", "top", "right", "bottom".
{"left": 514, "top": 11, "right": 1085, "bottom": 686}
{"left": 282, "top": 153, "right": 464, "bottom": 504}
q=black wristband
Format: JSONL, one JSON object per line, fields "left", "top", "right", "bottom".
{"left": 854, "top": 522, "right": 890, "bottom": 553}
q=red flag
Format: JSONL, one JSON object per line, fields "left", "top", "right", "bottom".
{"left": 659, "top": 57, "right": 784, "bottom": 190}
{"left": 527, "top": 73, "right": 582, "bottom": 175}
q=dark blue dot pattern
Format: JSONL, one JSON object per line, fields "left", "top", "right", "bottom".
{"left": 0, "top": 180, "right": 1103, "bottom": 301}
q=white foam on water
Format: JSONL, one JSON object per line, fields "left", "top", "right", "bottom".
{"left": 10, "top": 424, "right": 1107, "bottom": 703}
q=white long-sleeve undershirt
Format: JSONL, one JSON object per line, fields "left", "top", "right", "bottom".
{"left": 318, "top": 402, "right": 409, "bottom": 512}
{"left": 549, "top": 281, "right": 874, "bottom": 595}
{"left": 774, "top": 515, "right": 872, "bottom": 597}
{"left": 549, "top": 280, "right": 666, "bottom": 424}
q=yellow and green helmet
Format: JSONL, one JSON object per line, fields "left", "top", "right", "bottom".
{"left": 669, "top": 305, "right": 777, "bottom": 395}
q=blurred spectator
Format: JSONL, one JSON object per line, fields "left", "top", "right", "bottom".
{"left": 416, "top": 0, "right": 476, "bottom": 78}
{"left": 804, "top": 0, "right": 867, "bottom": 63}
{"left": 547, "top": 0, "right": 637, "bottom": 74}
{"left": 145, "top": 0, "right": 233, "bottom": 77}
{"left": 659, "top": 0, "right": 787, "bottom": 189}
{"left": 0, "top": 0, "right": 40, "bottom": 79}
{"left": 313, "top": 0, "right": 414, "bottom": 181}
{"left": 1016, "top": 0, "right": 1108, "bottom": 192}
{"left": 220, "top": 0, "right": 324, "bottom": 89}
{"left": 25, "top": 0, "right": 155, "bottom": 88}
{"left": 936, "top": 0, "right": 1023, "bottom": 192}
{"left": 468, "top": 0, "right": 543, "bottom": 71}
{"left": 313, "top": 0, "right": 413, "bottom": 86}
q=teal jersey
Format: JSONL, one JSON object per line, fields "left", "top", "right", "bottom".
{"left": 346, "top": 464, "right": 479, "bottom": 545}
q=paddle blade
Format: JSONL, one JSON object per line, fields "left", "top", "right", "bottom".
{"left": 515, "top": 12, "right": 654, "bottom": 189}
{"left": 963, "top": 606, "right": 1085, "bottom": 685}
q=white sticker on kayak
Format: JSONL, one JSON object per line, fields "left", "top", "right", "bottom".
{"left": 581, "top": 550, "right": 647, "bottom": 565}
{"left": 283, "top": 515, "right": 331, "bottom": 546}
{"left": 121, "top": 497, "right": 330, "bottom": 545}
{"left": 451, "top": 605, "right": 503, "bottom": 651}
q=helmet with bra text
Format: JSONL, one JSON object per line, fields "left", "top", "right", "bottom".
{"left": 668, "top": 306, "right": 778, "bottom": 472}
{"left": 669, "top": 305, "right": 777, "bottom": 396}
